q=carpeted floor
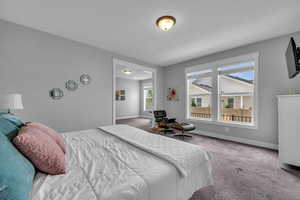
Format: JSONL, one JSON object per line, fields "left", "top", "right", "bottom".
{"left": 117, "top": 118, "right": 300, "bottom": 200}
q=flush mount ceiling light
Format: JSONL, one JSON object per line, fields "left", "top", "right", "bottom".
{"left": 156, "top": 15, "right": 176, "bottom": 31}
{"left": 122, "top": 69, "right": 132, "bottom": 74}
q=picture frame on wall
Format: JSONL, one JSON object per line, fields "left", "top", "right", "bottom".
{"left": 116, "top": 90, "right": 121, "bottom": 100}
{"left": 167, "top": 87, "right": 179, "bottom": 101}
{"left": 116, "top": 90, "right": 126, "bottom": 101}
{"left": 120, "top": 90, "right": 125, "bottom": 96}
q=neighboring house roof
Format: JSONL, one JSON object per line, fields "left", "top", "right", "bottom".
{"left": 191, "top": 75, "right": 253, "bottom": 95}
{"left": 192, "top": 82, "right": 212, "bottom": 92}
{"left": 225, "top": 75, "right": 253, "bottom": 84}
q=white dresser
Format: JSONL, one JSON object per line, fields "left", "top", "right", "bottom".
{"left": 277, "top": 95, "right": 300, "bottom": 167}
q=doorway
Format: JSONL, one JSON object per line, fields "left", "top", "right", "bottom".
{"left": 112, "top": 59, "right": 157, "bottom": 127}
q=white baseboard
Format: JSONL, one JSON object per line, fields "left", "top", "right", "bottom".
{"left": 116, "top": 115, "right": 153, "bottom": 120}
{"left": 192, "top": 130, "right": 278, "bottom": 150}
{"left": 139, "top": 115, "right": 153, "bottom": 119}
{"left": 116, "top": 115, "right": 140, "bottom": 120}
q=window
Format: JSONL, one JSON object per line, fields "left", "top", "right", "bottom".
{"left": 187, "top": 69, "right": 212, "bottom": 119}
{"left": 186, "top": 53, "right": 258, "bottom": 128}
{"left": 143, "top": 85, "right": 153, "bottom": 111}
{"left": 227, "top": 98, "right": 234, "bottom": 108}
{"left": 191, "top": 96, "right": 202, "bottom": 107}
{"left": 218, "top": 61, "right": 255, "bottom": 124}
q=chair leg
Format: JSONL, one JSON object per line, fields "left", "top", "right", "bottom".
{"left": 173, "top": 134, "right": 192, "bottom": 140}
{"left": 173, "top": 129, "right": 192, "bottom": 140}
{"left": 160, "top": 129, "right": 174, "bottom": 134}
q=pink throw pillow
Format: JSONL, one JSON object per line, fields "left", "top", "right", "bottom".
{"left": 25, "top": 122, "right": 66, "bottom": 153}
{"left": 13, "top": 126, "right": 66, "bottom": 175}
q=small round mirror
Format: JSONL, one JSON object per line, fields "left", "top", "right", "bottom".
{"left": 65, "top": 80, "right": 78, "bottom": 91}
{"left": 49, "top": 88, "right": 64, "bottom": 100}
{"left": 80, "top": 74, "right": 91, "bottom": 85}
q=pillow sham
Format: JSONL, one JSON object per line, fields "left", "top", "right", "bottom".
{"left": 13, "top": 126, "right": 66, "bottom": 175}
{"left": 0, "top": 118, "right": 19, "bottom": 140}
{"left": 25, "top": 122, "right": 66, "bottom": 153}
{"left": 0, "top": 133, "right": 35, "bottom": 200}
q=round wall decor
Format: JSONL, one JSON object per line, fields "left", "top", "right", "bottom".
{"left": 65, "top": 80, "right": 78, "bottom": 91}
{"left": 49, "top": 88, "right": 64, "bottom": 100}
{"left": 80, "top": 74, "right": 91, "bottom": 85}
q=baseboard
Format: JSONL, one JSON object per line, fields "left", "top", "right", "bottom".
{"left": 116, "top": 115, "right": 153, "bottom": 120}
{"left": 116, "top": 115, "right": 140, "bottom": 120}
{"left": 139, "top": 115, "right": 153, "bottom": 119}
{"left": 192, "top": 130, "right": 278, "bottom": 150}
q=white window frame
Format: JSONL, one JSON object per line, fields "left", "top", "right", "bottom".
{"left": 185, "top": 52, "right": 259, "bottom": 129}
{"left": 143, "top": 84, "right": 153, "bottom": 112}
{"left": 187, "top": 69, "right": 213, "bottom": 120}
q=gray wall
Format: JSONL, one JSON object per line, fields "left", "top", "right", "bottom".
{"left": 5, "top": 17, "right": 298, "bottom": 146}
{"left": 163, "top": 31, "right": 300, "bottom": 146}
{"left": 116, "top": 78, "right": 139, "bottom": 118}
{"left": 139, "top": 78, "right": 153, "bottom": 117}
{"left": 0, "top": 20, "right": 162, "bottom": 132}
{"left": 156, "top": 68, "right": 165, "bottom": 111}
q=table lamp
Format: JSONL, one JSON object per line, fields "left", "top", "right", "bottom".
{"left": 0, "top": 93, "right": 24, "bottom": 114}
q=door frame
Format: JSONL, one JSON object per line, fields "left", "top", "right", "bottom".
{"left": 112, "top": 58, "right": 157, "bottom": 125}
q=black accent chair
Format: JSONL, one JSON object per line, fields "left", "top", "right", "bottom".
{"left": 153, "top": 110, "right": 195, "bottom": 139}
{"left": 153, "top": 110, "right": 176, "bottom": 134}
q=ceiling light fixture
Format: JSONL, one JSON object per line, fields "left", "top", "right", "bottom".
{"left": 122, "top": 69, "right": 132, "bottom": 74}
{"left": 156, "top": 15, "right": 176, "bottom": 31}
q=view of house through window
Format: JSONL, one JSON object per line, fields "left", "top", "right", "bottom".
{"left": 187, "top": 69, "right": 212, "bottom": 119}
{"left": 191, "top": 96, "right": 202, "bottom": 107}
{"left": 218, "top": 62, "right": 255, "bottom": 123}
{"left": 186, "top": 54, "right": 257, "bottom": 126}
{"left": 143, "top": 85, "right": 153, "bottom": 111}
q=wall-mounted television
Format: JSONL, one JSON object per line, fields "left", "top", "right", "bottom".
{"left": 285, "top": 37, "right": 300, "bottom": 79}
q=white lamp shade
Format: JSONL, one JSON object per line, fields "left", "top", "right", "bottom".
{"left": 0, "top": 94, "right": 24, "bottom": 110}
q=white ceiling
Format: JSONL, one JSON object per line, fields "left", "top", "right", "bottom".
{"left": 1, "top": 0, "right": 300, "bottom": 66}
{"left": 116, "top": 64, "right": 152, "bottom": 80}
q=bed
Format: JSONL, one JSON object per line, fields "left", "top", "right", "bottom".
{"left": 31, "top": 125, "right": 213, "bottom": 200}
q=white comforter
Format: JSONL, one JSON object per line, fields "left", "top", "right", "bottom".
{"left": 99, "top": 125, "right": 211, "bottom": 178}
{"left": 31, "top": 125, "right": 213, "bottom": 200}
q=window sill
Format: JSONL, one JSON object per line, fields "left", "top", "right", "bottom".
{"left": 186, "top": 117, "right": 257, "bottom": 130}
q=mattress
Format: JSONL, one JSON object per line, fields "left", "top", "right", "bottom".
{"left": 31, "top": 127, "right": 212, "bottom": 200}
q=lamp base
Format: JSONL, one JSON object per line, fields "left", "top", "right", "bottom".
{"left": 7, "top": 109, "right": 14, "bottom": 115}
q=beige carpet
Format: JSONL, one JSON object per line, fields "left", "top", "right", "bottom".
{"left": 117, "top": 118, "right": 300, "bottom": 200}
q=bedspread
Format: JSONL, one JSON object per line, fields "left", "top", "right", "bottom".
{"left": 31, "top": 126, "right": 213, "bottom": 200}
{"left": 99, "top": 125, "right": 211, "bottom": 178}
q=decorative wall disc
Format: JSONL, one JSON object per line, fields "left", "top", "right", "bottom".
{"left": 49, "top": 88, "right": 64, "bottom": 100}
{"left": 65, "top": 80, "right": 78, "bottom": 91}
{"left": 80, "top": 74, "right": 91, "bottom": 85}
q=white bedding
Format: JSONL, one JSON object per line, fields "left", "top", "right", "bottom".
{"left": 31, "top": 125, "right": 213, "bottom": 200}
{"left": 100, "top": 125, "right": 211, "bottom": 178}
